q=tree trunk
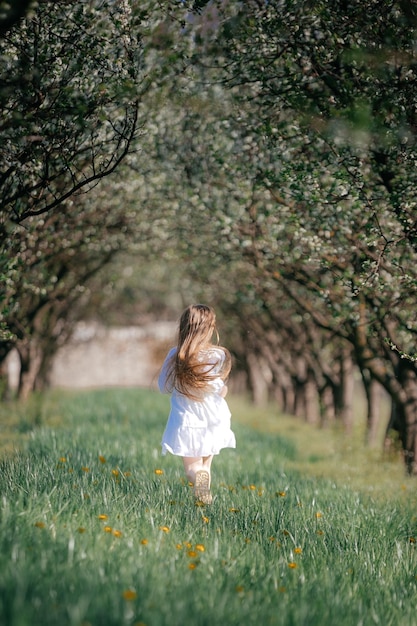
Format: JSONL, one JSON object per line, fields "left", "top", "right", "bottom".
{"left": 387, "top": 360, "right": 417, "bottom": 475}
{"left": 339, "top": 350, "right": 354, "bottom": 432}
{"left": 319, "top": 384, "right": 336, "bottom": 426}
{"left": 16, "top": 340, "right": 43, "bottom": 401}
{"left": 304, "top": 369, "right": 319, "bottom": 425}
{"left": 293, "top": 356, "right": 306, "bottom": 418}
{"left": 361, "top": 373, "right": 381, "bottom": 447}
{"left": 293, "top": 364, "right": 319, "bottom": 424}
{"left": 246, "top": 352, "right": 271, "bottom": 406}
{"left": 281, "top": 380, "right": 296, "bottom": 415}
{"left": 271, "top": 364, "right": 295, "bottom": 414}
{"left": 0, "top": 343, "right": 13, "bottom": 400}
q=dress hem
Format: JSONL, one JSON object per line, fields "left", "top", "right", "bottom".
{"left": 162, "top": 443, "right": 236, "bottom": 457}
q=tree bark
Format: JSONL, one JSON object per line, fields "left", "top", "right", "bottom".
{"left": 389, "top": 360, "right": 417, "bottom": 475}
{"left": 319, "top": 384, "right": 336, "bottom": 426}
{"left": 339, "top": 349, "right": 355, "bottom": 433}
{"left": 246, "top": 352, "right": 271, "bottom": 406}
{"left": 16, "top": 340, "right": 43, "bottom": 401}
{"left": 304, "top": 369, "right": 320, "bottom": 425}
{"left": 0, "top": 343, "right": 13, "bottom": 400}
{"left": 360, "top": 371, "right": 381, "bottom": 447}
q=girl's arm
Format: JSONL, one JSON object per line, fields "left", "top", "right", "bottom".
{"left": 158, "top": 348, "right": 176, "bottom": 393}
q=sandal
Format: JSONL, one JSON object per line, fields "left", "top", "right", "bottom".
{"left": 194, "top": 469, "right": 212, "bottom": 505}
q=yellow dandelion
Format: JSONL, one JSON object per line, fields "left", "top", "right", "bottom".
{"left": 82, "top": 467, "right": 89, "bottom": 472}
{"left": 269, "top": 536, "right": 276, "bottom": 542}
{"left": 188, "top": 550, "right": 197, "bottom": 558}
{"left": 245, "top": 538, "right": 251, "bottom": 544}
{"left": 316, "top": 530, "right": 324, "bottom": 536}
{"left": 154, "top": 469, "right": 164, "bottom": 475}
{"left": 202, "top": 516, "right": 209, "bottom": 524}
{"left": 34, "top": 521, "right": 45, "bottom": 528}
{"left": 159, "top": 526, "right": 170, "bottom": 533}
{"left": 99, "top": 455, "right": 106, "bottom": 464}
{"left": 188, "top": 562, "right": 197, "bottom": 570}
{"left": 122, "top": 589, "right": 137, "bottom": 601}
{"left": 249, "top": 484, "right": 256, "bottom": 491}
{"left": 195, "top": 501, "right": 205, "bottom": 507}
{"left": 294, "top": 547, "right": 303, "bottom": 554}
{"left": 141, "top": 538, "right": 149, "bottom": 545}
{"left": 98, "top": 514, "right": 108, "bottom": 521}
{"left": 288, "top": 562, "right": 297, "bottom": 569}
{"left": 315, "top": 512, "right": 323, "bottom": 519}
{"left": 195, "top": 544, "right": 205, "bottom": 552}
{"left": 59, "top": 457, "right": 67, "bottom": 463}
{"left": 176, "top": 543, "right": 183, "bottom": 550}
{"left": 257, "top": 489, "right": 264, "bottom": 496}
{"left": 276, "top": 491, "right": 286, "bottom": 497}
{"left": 185, "top": 542, "right": 192, "bottom": 549}
{"left": 104, "top": 526, "right": 113, "bottom": 533}
{"left": 77, "top": 527, "right": 86, "bottom": 534}
{"left": 112, "top": 469, "right": 119, "bottom": 477}
{"left": 229, "top": 508, "right": 240, "bottom": 513}
{"left": 113, "top": 529, "right": 123, "bottom": 538}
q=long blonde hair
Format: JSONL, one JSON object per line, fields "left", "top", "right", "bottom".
{"left": 167, "top": 304, "right": 231, "bottom": 400}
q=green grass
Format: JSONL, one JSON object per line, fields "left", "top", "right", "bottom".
{"left": 228, "top": 395, "right": 410, "bottom": 502}
{"left": 0, "top": 388, "right": 416, "bottom": 626}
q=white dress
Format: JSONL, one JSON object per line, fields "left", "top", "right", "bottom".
{"left": 159, "top": 347, "right": 236, "bottom": 457}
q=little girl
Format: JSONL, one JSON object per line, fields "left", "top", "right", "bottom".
{"left": 158, "top": 304, "right": 236, "bottom": 504}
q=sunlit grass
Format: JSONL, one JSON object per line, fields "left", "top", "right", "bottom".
{"left": 228, "top": 392, "right": 409, "bottom": 503}
{"left": 0, "top": 388, "right": 416, "bottom": 626}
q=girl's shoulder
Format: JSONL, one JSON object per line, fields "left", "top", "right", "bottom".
{"left": 162, "top": 346, "right": 177, "bottom": 365}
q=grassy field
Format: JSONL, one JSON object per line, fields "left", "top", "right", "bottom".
{"left": 0, "top": 388, "right": 416, "bottom": 626}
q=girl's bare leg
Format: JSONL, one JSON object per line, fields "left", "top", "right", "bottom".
{"left": 183, "top": 455, "right": 214, "bottom": 504}
{"left": 182, "top": 455, "right": 214, "bottom": 484}
{"left": 182, "top": 457, "right": 203, "bottom": 484}
{"left": 202, "top": 455, "right": 213, "bottom": 480}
